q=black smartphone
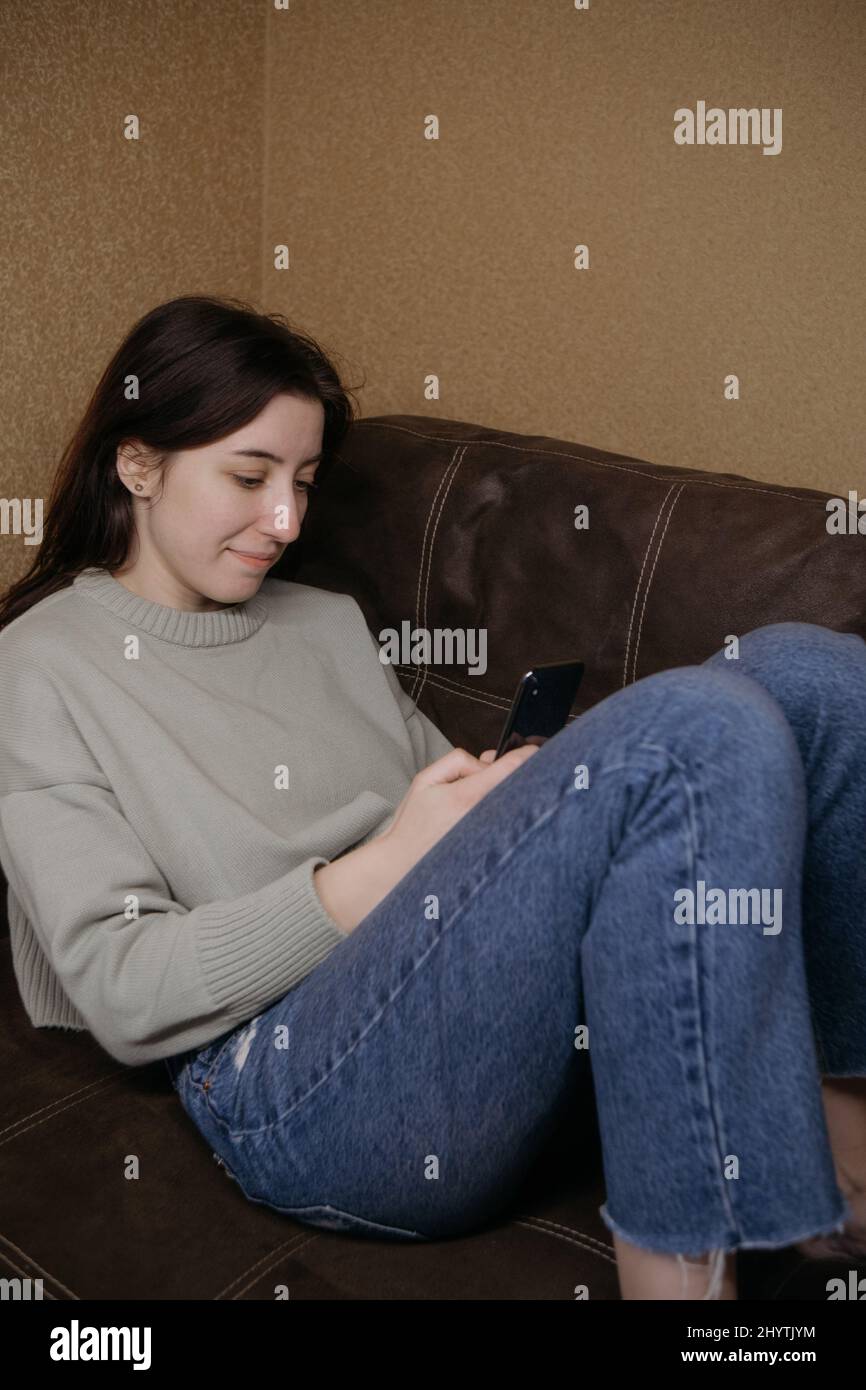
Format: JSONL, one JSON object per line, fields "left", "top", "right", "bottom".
{"left": 493, "top": 660, "right": 585, "bottom": 759}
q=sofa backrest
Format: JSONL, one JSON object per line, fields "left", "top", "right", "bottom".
{"left": 283, "top": 413, "right": 866, "bottom": 755}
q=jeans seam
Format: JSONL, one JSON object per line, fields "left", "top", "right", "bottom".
{"left": 251, "top": 1200, "right": 429, "bottom": 1241}
{"left": 667, "top": 750, "right": 741, "bottom": 1241}
{"left": 593, "top": 739, "right": 742, "bottom": 1243}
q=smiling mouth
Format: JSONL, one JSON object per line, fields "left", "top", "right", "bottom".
{"left": 230, "top": 549, "right": 279, "bottom": 561}
{"left": 228, "top": 550, "right": 279, "bottom": 569}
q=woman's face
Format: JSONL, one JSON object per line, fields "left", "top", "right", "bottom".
{"left": 113, "top": 392, "right": 325, "bottom": 611}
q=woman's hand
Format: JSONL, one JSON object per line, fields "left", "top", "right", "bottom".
{"left": 380, "top": 743, "right": 539, "bottom": 879}
{"left": 312, "top": 744, "right": 538, "bottom": 935}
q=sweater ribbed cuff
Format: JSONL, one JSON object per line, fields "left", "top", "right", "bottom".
{"left": 195, "top": 855, "right": 347, "bottom": 1020}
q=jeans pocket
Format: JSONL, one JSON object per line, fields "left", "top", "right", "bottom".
{"left": 186, "top": 1028, "right": 242, "bottom": 1096}
{"left": 168, "top": 1029, "right": 244, "bottom": 1140}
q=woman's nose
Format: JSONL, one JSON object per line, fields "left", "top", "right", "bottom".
{"left": 259, "top": 497, "right": 302, "bottom": 541}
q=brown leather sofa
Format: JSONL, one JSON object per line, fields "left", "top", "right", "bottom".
{"left": 2, "top": 414, "right": 864, "bottom": 1300}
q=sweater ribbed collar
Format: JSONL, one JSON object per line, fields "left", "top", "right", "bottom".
{"left": 72, "top": 567, "right": 269, "bottom": 647}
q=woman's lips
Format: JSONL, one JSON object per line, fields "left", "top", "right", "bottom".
{"left": 229, "top": 549, "right": 275, "bottom": 569}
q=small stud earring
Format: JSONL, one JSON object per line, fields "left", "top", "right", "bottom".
{"left": 134, "top": 484, "right": 144, "bottom": 492}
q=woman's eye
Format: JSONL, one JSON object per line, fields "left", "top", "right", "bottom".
{"left": 231, "top": 474, "right": 319, "bottom": 493}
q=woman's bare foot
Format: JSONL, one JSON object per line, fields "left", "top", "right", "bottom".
{"left": 798, "top": 1077, "right": 866, "bottom": 1261}
{"left": 612, "top": 1232, "right": 737, "bottom": 1299}
{"left": 796, "top": 1176, "right": 866, "bottom": 1261}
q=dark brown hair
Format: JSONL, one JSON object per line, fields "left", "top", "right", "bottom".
{"left": 0, "top": 294, "right": 361, "bottom": 632}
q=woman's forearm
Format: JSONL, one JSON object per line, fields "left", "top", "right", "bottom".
{"left": 312, "top": 834, "right": 406, "bottom": 935}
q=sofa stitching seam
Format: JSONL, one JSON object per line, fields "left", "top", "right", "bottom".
{"left": 361, "top": 424, "right": 817, "bottom": 502}
{"left": 629, "top": 483, "right": 688, "bottom": 684}
{"left": 411, "top": 444, "right": 468, "bottom": 703}
{"left": 622, "top": 483, "right": 678, "bottom": 688}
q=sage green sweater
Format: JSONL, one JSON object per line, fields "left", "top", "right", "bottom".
{"left": 0, "top": 569, "right": 454, "bottom": 1066}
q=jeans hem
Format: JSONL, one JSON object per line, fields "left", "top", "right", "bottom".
{"left": 598, "top": 1199, "right": 850, "bottom": 1256}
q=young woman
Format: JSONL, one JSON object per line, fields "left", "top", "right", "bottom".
{"left": 1, "top": 294, "right": 864, "bottom": 1302}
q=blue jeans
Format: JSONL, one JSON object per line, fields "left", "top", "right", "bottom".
{"left": 164, "top": 623, "right": 866, "bottom": 1257}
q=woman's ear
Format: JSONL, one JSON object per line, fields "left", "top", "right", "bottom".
{"left": 115, "top": 441, "right": 162, "bottom": 497}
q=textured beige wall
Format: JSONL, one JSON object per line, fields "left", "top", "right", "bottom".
{"left": 1, "top": 0, "right": 864, "bottom": 593}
